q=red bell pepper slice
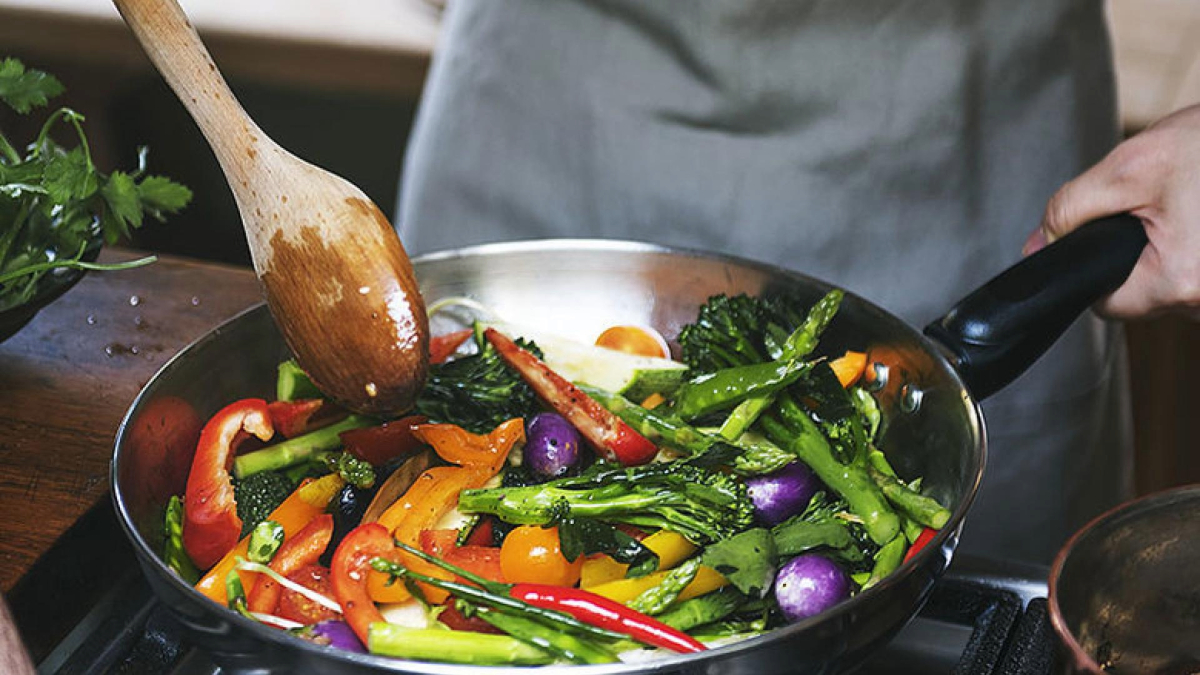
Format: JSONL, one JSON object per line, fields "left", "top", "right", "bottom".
{"left": 509, "top": 583, "right": 706, "bottom": 653}
{"left": 331, "top": 523, "right": 396, "bottom": 646}
{"left": 430, "top": 329, "right": 474, "bottom": 364}
{"left": 339, "top": 415, "right": 428, "bottom": 467}
{"left": 248, "top": 513, "right": 335, "bottom": 614}
{"left": 483, "top": 329, "right": 658, "bottom": 466}
{"left": 463, "top": 517, "right": 495, "bottom": 548}
{"left": 184, "top": 399, "right": 274, "bottom": 569}
{"left": 903, "top": 527, "right": 938, "bottom": 564}
{"left": 267, "top": 399, "right": 327, "bottom": 439}
{"left": 419, "top": 529, "right": 506, "bottom": 585}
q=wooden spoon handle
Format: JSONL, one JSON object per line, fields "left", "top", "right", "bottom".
{"left": 112, "top": 0, "right": 265, "bottom": 187}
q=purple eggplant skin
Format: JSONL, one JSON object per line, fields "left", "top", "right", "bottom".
{"left": 303, "top": 620, "right": 367, "bottom": 653}
{"left": 774, "top": 554, "right": 851, "bottom": 623}
{"left": 524, "top": 412, "right": 582, "bottom": 478}
{"left": 745, "top": 462, "right": 822, "bottom": 526}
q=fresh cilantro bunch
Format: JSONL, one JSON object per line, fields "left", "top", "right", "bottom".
{"left": 0, "top": 57, "right": 192, "bottom": 311}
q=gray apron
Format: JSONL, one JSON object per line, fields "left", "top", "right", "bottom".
{"left": 398, "top": 0, "right": 1133, "bottom": 564}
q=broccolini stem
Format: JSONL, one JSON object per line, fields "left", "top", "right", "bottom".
{"left": 580, "top": 385, "right": 792, "bottom": 475}
{"left": 868, "top": 468, "right": 951, "bottom": 529}
{"left": 779, "top": 289, "right": 844, "bottom": 361}
{"left": 367, "top": 623, "right": 553, "bottom": 665}
{"left": 655, "top": 587, "right": 746, "bottom": 632}
{"left": 163, "top": 495, "right": 200, "bottom": 584}
{"left": 475, "top": 608, "right": 619, "bottom": 665}
{"left": 627, "top": 557, "right": 702, "bottom": 616}
{"left": 577, "top": 385, "right": 713, "bottom": 454}
{"left": 759, "top": 413, "right": 899, "bottom": 545}
{"left": 233, "top": 415, "right": 374, "bottom": 478}
{"left": 864, "top": 535, "right": 906, "bottom": 589}
{"left": 673, "top": 359, "right": 813, "bottom": 420}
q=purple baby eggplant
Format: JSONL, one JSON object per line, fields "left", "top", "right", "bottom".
{"left": 745, "top": 462, "right": 822, "bottom": 525}
{"left": 774, "top": 554, "right": 851, "bottom": 622}
{"left": 524, "top": 412, "right": 582, "bottom": 477}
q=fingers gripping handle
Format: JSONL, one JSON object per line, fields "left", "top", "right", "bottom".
{"left": 924, "top": 214, "right": 1147, "bottom": 400}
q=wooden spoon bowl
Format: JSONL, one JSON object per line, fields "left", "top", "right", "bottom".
{"left": 112, "top": 0, "right": 429, "bottom": 415}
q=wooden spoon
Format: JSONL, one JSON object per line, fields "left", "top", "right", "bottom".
{"left": 112, "top": 0, "right": 429, "bottom": 415}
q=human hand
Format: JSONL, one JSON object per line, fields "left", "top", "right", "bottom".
{"left": 1023, "top": 103, "right": 1200, "bottom": 319}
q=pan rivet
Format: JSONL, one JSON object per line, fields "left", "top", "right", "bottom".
{"left": 900, "top": 385, "right": 924, "bottom": 413}
{"left": 866, "top": 363, "right": 889, "bottom": 391}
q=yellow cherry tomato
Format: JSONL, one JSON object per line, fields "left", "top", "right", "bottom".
{"left": 594, "top": 325, "right": 669, "bottom": 359}
{"left": 499, "top": 526, "right": 583, "bottom": 587}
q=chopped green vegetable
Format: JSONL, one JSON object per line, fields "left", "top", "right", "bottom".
{"left": 247, "top": 520, "right": 285, "bottom": 564}
{"left": 275, "top": 359, "right": 321, "bottom": 402}
{"left": 162, "top": 495, "right": 199, "bottom": 584}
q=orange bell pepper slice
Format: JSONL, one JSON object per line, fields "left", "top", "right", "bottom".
{"left": 367, "top": 419, "right": 523, "bottom": 603}
{"left": 830, "top": 351, "right": 868, "bottom": 387}
{"left": 367, "top": 466, "right": 491, "bottom": 603}
{"left": 412, "top": 417, "right": 524, "bottom": 474}
{"left": 194, "top": 473, "right": 344, "bottom": 604}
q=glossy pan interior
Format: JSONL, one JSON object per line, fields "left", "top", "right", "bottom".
{"left": 112, "top": 239, "right": 984, "bottom": 674}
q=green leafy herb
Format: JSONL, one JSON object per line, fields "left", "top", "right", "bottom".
{"left": 554, "top": 515, "right": 659, "bottom": 578}
{"left": 700, "top": 528, "right": 778, "bottom": 598}
{"left": 0, "top": 58, "right": 191, "bottom": 311}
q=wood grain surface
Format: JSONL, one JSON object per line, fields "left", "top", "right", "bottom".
{"left": 0, "top": 249, "right": 260, "bottom": 593}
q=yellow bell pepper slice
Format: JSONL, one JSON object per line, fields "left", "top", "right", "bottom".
{"left": 586, "top": 564, "right": 728, "bottom": 604}
{"left": 580, "top": 530, "right": 698, "bottom": 588}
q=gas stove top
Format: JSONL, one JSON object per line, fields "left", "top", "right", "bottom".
{"left": 13, "top": 500, "right": 1060, "bottom": 674}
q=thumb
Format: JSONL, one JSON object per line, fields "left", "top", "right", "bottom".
{"left": 1024, "top": 144, "right": 1152, "bottom": 255}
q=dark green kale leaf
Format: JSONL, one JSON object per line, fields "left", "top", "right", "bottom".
{"left": 415, "top": 334, "right": 543, "bottom": 434}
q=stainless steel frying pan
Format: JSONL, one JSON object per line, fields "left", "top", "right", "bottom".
{"left": 111, "top": 214, "right": 1146, "bottom": 674}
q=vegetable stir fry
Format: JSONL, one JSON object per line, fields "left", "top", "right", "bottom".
{"left": 162, "top": 291, "right": 949, "bottom": 664}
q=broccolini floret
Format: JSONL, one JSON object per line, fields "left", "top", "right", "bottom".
{"left": 234, "top": 470, "right": 293, "bottom": 537}
{"left": 458, "top": 459, "right": 754, "bottom": 544}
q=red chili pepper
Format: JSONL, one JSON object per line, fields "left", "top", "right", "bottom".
{"left": 509, "top": 583, "right": 706, "bottom": 653}
{"left": 183, "top": 399, "right": 274, "bottom": 569}
{"left": 430, "top": 329, "right": 475, "bottom": 364}
{"left": 330, "top": 523, "right": 395, "bottom": 646}
{"left": 903, "top": 527, "right": 937, "bottom": 564}
{"left": 248, "top": 514, "right": 334, "bottom": 614}
{"left": 267, "top": 399, "right": 326, "bottom": 439}
{"left": 484, "top": 329, "right": 658, "bottom": 466}
{"left": 338, "top": 415, "right": 428, "bottom": 467}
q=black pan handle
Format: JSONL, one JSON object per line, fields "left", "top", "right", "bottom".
{"left": 923, "top": 213, "right": 1147, "bottom": 400}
